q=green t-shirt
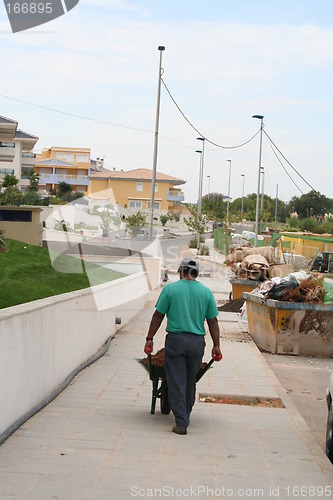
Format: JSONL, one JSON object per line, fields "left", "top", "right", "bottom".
{"left": 155, "top": 279, "right": 218, "bottom": 335}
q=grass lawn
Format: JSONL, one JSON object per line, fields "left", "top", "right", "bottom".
{"left": 0, "top": 239, "right": 127, "bottom": 309}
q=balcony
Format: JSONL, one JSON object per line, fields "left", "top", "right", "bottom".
{"left": 0, "top": 142, "right": 15, "bottom": 163}
{"left": 21, "top": 152, "right": 36, "bottom": 168}
{"left": 167, "top": 190, "right": 185, "bottom": 202}
{"left": 38, "top": 173, "right": 89, "bottom": 186}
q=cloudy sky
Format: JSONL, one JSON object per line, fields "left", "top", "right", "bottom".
{"left": 0, "top": 0, "right": 332, "bottom": 204}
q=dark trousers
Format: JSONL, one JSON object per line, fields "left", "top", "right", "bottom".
{"left": 164, "top": 332, "right": 205, "bottom": 427}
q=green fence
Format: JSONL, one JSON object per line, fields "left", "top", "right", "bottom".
{"left": 214, "top": 229, "right": 232, "bottom": 255}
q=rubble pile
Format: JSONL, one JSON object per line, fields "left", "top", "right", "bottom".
{"left": 281, "top": 276, "right": 325, "bottom": 303}
{"left": 140, "top": 349, "right": 208, "bottom": 369}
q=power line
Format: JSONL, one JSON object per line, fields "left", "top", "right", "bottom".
{"left": 0, "top": 93, "right": 154, "bottom": 135}
{"left": 264, "top": 129, "right": 317, "bottom": 193}
{"left": 270, "top": 145, "right": 304, "bottom": 195}
{"left": 161, "top": 78, "right": 260, "bottom": 149}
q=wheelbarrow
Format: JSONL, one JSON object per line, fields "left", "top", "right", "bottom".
{"left": 139, "top": 353, "right": 218, "bottom": 415}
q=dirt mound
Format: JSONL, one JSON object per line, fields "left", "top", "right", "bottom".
{"left": 217, "top": 298, "right": 245, "bottom": 312}
{"left": 140, "top": 348, "right": 208, "bottom": 369}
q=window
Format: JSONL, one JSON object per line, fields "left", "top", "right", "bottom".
{"left": 56, "top": 153, "right": 74, "bottom": 163}
{"left": 129, "top": 200, "right": 142, "bottom": 209}
{"left": 0, "top": 210, "right": 32, "bottom": 222}
{"left": 137, "top": 182, "right": 143, "bottom": 192}
{"left": 155, "top": 183, "right": 158, "bottom": 192}
{"left": 147, "top": 201, "right": 160, "bottom": 209}
{"left": 76, "top": 154, "right": 89, "bottom": 163}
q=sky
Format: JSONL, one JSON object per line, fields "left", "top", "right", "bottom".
{"left": 0, "top": 0, "right": 333, "bottom": 205}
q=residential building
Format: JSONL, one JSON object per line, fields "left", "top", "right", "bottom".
{"left": 89, "top": 168, "right": 186, "bottom": 213}
{"left": 0, "top": 115, "right": 39, "bottom": 191}
{"left": 35, "top": 147, "right": 90, "bottom": 195}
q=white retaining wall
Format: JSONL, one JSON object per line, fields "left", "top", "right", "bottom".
{"left": 0, "top": 272, "right": 151, "bottom": 438}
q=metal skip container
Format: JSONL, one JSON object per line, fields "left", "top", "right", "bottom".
{"left": 243, "top": 292, "right": 333, "bottom": 356}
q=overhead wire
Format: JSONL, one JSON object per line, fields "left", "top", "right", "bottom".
{"left": 263, "top": 129, "right": 317, "bottom": 193}
{"left": 270, "top": 145, "right": 304, "bottom": 195}
{"left": 0, "top": 93, "right": 154, "bottom": 135}
{"left": 161, "top": 77, "right": 260, "bottom": 149}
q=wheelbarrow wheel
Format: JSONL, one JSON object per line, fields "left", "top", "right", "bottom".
{"left": 160, "top": 383, "right": 170, "bottom": 414}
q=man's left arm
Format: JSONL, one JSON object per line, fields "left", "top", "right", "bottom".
{"left": 207, "top": 317, "right": 222, "bottom": 361}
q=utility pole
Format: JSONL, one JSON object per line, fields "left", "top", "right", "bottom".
{"left": 149, "top": 46, "right": 165, "bottom": 240}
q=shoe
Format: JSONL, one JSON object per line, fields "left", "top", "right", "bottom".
{"left": 172, "top": 425, "right": 187, "bottom": 435}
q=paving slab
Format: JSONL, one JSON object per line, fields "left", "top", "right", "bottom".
{"left": 0, "top": 281, "right": 333, "bottom": 499}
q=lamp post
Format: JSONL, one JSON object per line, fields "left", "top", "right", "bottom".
{"left": 252, "top": 114, "right": 264, "bottom": 247}
{"left": 260, "top": 166, "right": 265, "bottom": 226}
{"left": 196, "top": 137, "right": 205, "bottom": 251}
{"left": 149, "top": 45, "right": 165, "bottom": 240}
{"left": 275, "top": 184, "right": 278, "bottom": 234}
{"left": 226, "top": 159, "right": 232, "bottom": 227}
{"left": 241, "top": 174, "right": 245, "bottom": 220}
{"left": 207, "top": 175, "right": 211, "bottom": 199}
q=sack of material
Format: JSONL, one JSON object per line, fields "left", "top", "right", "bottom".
{"left": 268, "top": 280, "right": 299, "bottom": 300}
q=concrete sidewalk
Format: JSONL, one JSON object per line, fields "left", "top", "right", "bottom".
{"left": 1, "top": 283, "right": 333, "bottom": 499}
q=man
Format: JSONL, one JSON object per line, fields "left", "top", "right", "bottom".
{"left": 144, "top": 257, "right": 222, "bottom": 435}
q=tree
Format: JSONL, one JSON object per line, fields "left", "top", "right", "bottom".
{"left": 99, "top": 210, "right": 115, "bottom": 235}
{"left": 160, "top": 215, "right": 168, "bottom": 227}
{"left": 1, "top": 174, "right": 18, "bottom": 188}
{"left": 26, "top": 168, "right": 40, "bottom": 192}
{"left": 287, "top": 190, "right": 333, "bottom": 219}
{"left": 57, "top": 182, "right": 72, "bottom": 199}
{"left": 201, "top": 193, "right": 227, "bottom": 221}
{"left": 127, "top": 211, "right": 147, "bottom": 236}
{"left": 184, "top": 206, "right": 206, "bottom": 236}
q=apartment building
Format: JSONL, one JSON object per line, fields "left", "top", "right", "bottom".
{"left": 89, "top": 168, "right": 186, "bottom": 213}
{"left": 35, "top": 147, "right": 90, "bottom": 195}
{"left": 0, "top": 115, "right": 39, "bottom": 191}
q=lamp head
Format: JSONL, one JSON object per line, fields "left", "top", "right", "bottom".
{"left": 158, "top": 46, "right": 165, "bottom": 51}
{"left": 252, "top": 114, "right": 264, "bottom": 120}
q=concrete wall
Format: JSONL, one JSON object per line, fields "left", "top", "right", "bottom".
{"left": 0, "top": 272, "right": 151, "bottom": 438}
{"left": 0, "top": 206, "right": 43, "bottom": 246}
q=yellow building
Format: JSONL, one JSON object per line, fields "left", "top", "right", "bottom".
{"left": 89, "top": 168, "right": 186, "bottom": 213}
{"left": 34, "top": 146, "right": 90, "bottom": 195}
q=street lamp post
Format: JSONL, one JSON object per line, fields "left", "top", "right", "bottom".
{"left": 196, "top": 137, "right": 205, "bottom": 251}
{"left": 241, "top": 174, "right": 245, "bottom": 219}
{"left": 207, "top": 175, "right": 211, "bottom": 199}
{"left": 260, "top": 166, "right": 265, "bottom": 227}
{"left": 226, "top": 160, "right": 232, "bottom": 227}
{"left": 252, "top": 114, "right": 264, "bottom": 247}
{"left": 149, "top": 45, "right": 165, "bottom": 240}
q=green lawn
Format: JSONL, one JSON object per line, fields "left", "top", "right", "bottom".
{"left": 0, "top": 239, "right": 127, "bottom": 309}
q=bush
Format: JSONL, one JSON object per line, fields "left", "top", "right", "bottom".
{"left": 198, "top": 244, "right": 210, "bottom": 256}
{"left": 160, "top": 215, "right": 168, "bottom": 226}
{"left": 189, "top": 236, "right": 205, "bottom": 248}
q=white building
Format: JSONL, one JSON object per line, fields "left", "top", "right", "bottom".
{"left": 0, "top": 115, "right": 39, "bottom": 191}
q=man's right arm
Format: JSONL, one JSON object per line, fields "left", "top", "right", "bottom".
{"left": 144, "top": 310, "right": 165, "bottom": 354}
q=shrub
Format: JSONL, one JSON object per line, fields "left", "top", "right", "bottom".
{"left": 189, "top": 236, "right": 205, "bottom": 248}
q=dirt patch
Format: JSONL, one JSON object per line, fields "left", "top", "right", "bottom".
{"left": 218, "top": 298, "right": 245, "bottom": 312}
{"left": 200, "top": 395, "right": 284, "bottom": 408}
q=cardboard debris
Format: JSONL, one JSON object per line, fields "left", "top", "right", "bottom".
{"left": 268, "top": 264, "right": 294, "bottom": 279}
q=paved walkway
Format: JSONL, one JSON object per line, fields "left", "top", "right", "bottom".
{"left": 1, "top": 277, "right": 333, "bottom": 499}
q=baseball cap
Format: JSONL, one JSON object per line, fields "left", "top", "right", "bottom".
{"left": 178, "top": 258, "right": 199, "bottom": 272}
